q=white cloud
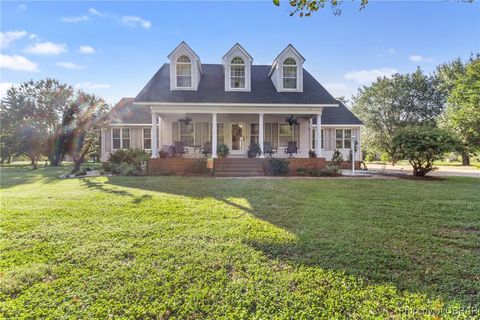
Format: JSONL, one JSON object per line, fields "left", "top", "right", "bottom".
{"left": 62, "top": 15, "right": 89, "bottom": 23}
{"left": 122, "top": 16, "right": 151, "bottom": 29}
{"left": 324, "top": 82, "right": 353, "bottom": 98}
{"left": 0, "top": 82, "right": 17, "bottom": 98}
{"left": 409, "top": 54, "right": 433, "bottom": 62}
{"left": 29, "top": 33, "right": 39, "bottom": 40}
{"left": 75, "top": 82, "right": 110, "bottom": 89}
{"left": 25, "top": 41, "right": 67, "bottom": 55}
{"left": 344, "top": 68, "right": 398, "bottom": 84}
{"left": 56, "top": 62, "right": 85, "bottom": 70}
{"left": 0, "top": 30, "right": 28, "bottom": 48}
{"left": 89, "top": 8, "right": 104, "bottom": 16}
{"left": 18, "top": 4, "right": 27, "bottom": 10}
{"left": 79, "top": 45, "right": 95, "bottom": 54}
{"left": 0, "top": 54, "right": 39, "bottom": 71}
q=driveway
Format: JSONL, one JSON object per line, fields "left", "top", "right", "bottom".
{"left": 366, "top": 163, "right": 480, "bottom": 178}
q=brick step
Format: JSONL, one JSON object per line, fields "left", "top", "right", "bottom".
{"left": 215, "top": 172, "right": 264, "bottom": 177}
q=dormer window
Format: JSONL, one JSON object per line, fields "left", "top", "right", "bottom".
{"left": 282, "top": 58, "right": 297, "bottom": 89}
{"left": 230, "top": 57, "right": 245, "bottom": 89}
{"left": 176, "top": 55, "right": 192, "bottom": 88}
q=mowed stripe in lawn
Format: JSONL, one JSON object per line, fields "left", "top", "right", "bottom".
{"left": 1, "top": 166, "right": 479, "bottom": 319}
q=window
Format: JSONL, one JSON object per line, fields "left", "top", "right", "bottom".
{"left": 335, "top": 129, "right": 352, "bottom": 149}
{"left": 230, "top": 57, "right": 245, "bottom": 89}
{"left": 143, "top": 128, "right": 151, "bottom": 150}
{"left": 112, "top": 128, "right": 130, "bottom": 150}
{"left": 312, "top": 128, "right": 324, "bottom": 150}
{"left": 250, "top": 123, "right": 259, "bottom": 145}
{"left": 282, "top": 58, "right": 297, "bottom": 89}
{"left": 176, "top": 55, "right": 192, "bottom": 88}
{"left": 278, "top": 124, "right": 294, "bottom": 148}
{"left": 112, "top": 128, "right": 121, "bottom": 150}
{"left": 179, "top": 121, "right": 194, "bottom": 146}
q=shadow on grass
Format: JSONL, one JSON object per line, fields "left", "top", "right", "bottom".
{"left": 100, "top": 175, "right": 479, "bottom": 306}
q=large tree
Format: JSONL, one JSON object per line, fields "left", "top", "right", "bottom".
{"left": 436, "top": 56, "right": 480, "bottom": 165}
{"left": 352, "top": 68, "right": 446, "bottom": 163}
{"left": 0, "top": 79, "right": 74, "bottom": 167}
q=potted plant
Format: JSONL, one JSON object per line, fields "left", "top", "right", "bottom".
{"left": 217, "top": 144, "right": 230, "bottom": 158}
{"left": 285, "top": 115, "right": 298, "bottom": 126}
{"left": 247, "top": 143, "right": 262, "bottom": 158}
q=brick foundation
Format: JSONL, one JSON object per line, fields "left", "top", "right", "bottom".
{"left": 285, "top": 158, "right": 327, "bottom": 176}
{"left": 148, "top": 158, "right": 208, "bottom": 175}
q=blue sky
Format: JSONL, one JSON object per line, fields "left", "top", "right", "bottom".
{"left": 1, "top": 1, "right": 479, "bottom": 104}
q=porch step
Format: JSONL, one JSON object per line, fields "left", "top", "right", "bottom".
{"left": 214, "top": 158, "right": 265, "bottom": 177}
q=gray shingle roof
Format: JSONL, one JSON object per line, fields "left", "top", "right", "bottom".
{"left": 135, "top": 64, "right": 339, "bottom": 105}
{"left": 320, "top": 101, "right": 363, "bottom": 125}
{"left": 108, "top": 98, "right": 150, "bottom": 124}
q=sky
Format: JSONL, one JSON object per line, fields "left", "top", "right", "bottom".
{"left": 1, "top": 1, "right": 479, "bottom": 105}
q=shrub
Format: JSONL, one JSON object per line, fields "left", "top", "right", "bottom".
{"left": 217, "top": 144, "right": 230, "bottom": 158}
{"left": 191, "top": 158, "right": 209, "bottom": 174}
{"left": 74, "top": 169, "right": 86, "bottom": 177}
{"left": 309, "top": 150, "right": 316, "bottom": 158}
{"left": 119, "top": 163, "right": 138, "bottom": 176}
{"left": 365, "top": 153, "right": 375, "bottom": 162}
{"left": 101, "top": 162, "right": 113, "bottom": 172}
{"left": 331, "top": 150, "right": 343, "bottom": 167}
{"left": 393, "top": 126, "right": 460, "bottom": 176}
{"left": 268, "top": 158, "right": 289, "bottom": 175}
{"left": 247, "top": 143, "right": 261, "bottom": 158}
{"left": 296, "top": 167, "right": 307, "bottom": 176}
{"left": 380, "top": 152, "right": 391, "bottom": 163}
{"left": 106, "top": 149, "right": 149, "bottom": 176}
{"left": 308, "top": 165, "right": 339, "bottom": 177}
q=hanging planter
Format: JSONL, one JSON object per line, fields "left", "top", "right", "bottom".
{"left": 285, "top": 115, "right": 298, "bottom": 126}
{"left": 179, "top": 117, "right": 192, "bottom": 125}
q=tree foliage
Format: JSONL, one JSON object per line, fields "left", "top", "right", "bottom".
{"left": 0, "top": 79, "right": 108, "bottom": 168}
{"left": 393, "top": 127, "right": 459, "bottom": 176}
{"left": 437, "top": 55, "right": 480, "bottom": 165}
{"left": 352, "top": 68, "right": 446, "bottom": 163}
{"left": 273, "top": 0, "right": 368, "bottom": 17}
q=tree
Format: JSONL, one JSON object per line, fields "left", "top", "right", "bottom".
{"left": 273, "top": 0, "right": 368, "bottom": 17}
{"left": 0, "top": 79, "right": 74, "bottom": 167}
{"left": 437, "top": 56, "right": 480, "bottom": 165}
{"left": 352, "top": 68, "right": 446, "bottom": 164}
{"left": 64, "top": 93, "right": 109, "bottom": 172}
{"left": 273, "top": 0, "right": 474, "bottom": 17}
{"left": 393, "top": 127, "right": 459, "bottom": 176}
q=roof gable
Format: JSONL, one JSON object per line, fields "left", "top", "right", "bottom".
{"left": 222, "top": 43, "right": 253, "bottom": 62}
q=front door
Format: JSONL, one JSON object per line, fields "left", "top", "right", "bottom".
{"left": 230, "top": 123, "right": 245, "bottom": 155}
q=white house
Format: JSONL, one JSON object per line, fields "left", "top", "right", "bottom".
{"left": 101, "top": 42, "right": 362, "bottom": 170}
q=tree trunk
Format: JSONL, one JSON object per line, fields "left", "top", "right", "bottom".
{"left": 461, "top": 152, "right": 470, "bottom": 166}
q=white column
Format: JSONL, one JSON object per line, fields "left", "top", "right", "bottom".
{"left": 259, "top": 113, "right": 265, "bottom": 158}
{"left": 212, "top": 113, "right": 218, "bottom": 158}
{"left": 315, "top": 111, "right": 322, "bottom": 158}
{"left": 151, "top": 113, "right": 158, "bottom": 158}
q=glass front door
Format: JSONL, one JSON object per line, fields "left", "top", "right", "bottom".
{"left": 231, "top": 123, "right": 244, "bottom": 154}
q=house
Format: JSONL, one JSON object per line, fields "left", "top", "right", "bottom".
{"left": 101, "top": 42, "right": 362, "bottom": 174}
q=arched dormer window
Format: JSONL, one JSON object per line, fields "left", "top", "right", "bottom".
{"left": 176, "top": 55, "right": 192, "bottom": 87}
{"left": 282, "top": 58, "right": 297, "bottom": 89}
{"left": 230, "top": 57, "right": 245, "bottom": 89}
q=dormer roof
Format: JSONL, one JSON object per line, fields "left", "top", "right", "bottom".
{"left": 268, "top": 44, "right": 305, "bottom": 77}
{"left": 168, "top": 41, "right": 203, "bottom": 74}
{"left": 222, "top": 43, "right": 253, "bottom": 62}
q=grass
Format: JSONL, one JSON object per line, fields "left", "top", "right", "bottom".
{"left": 1, "top": 165, "right": 479, "bottom": 319}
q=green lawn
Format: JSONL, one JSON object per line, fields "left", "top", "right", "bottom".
{"left": 1, "top": 166, "right": 479, "bottom": 319}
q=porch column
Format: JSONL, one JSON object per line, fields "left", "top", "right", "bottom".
{"left": 259, "top": 113, "right": 265, "bottom": 158}
{"left": 212, "top": 113, "right": 218, "bottom": 158}
{"left": 151, "top": 112, "right": 158, "bottom": 158}
{"left": 315, "top": 111, "right": 322, "bottom": 158}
